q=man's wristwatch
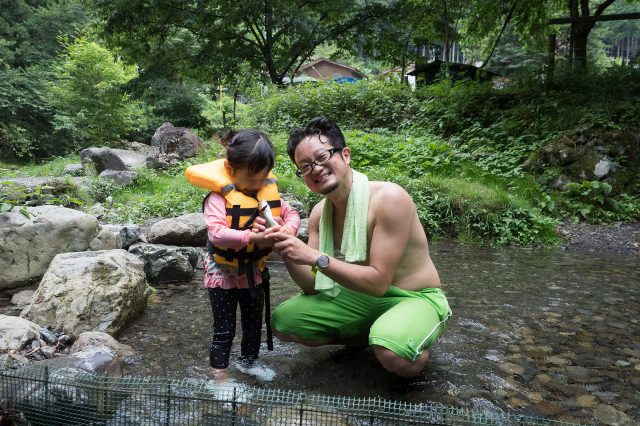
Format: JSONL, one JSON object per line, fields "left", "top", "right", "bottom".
{"left": 311, "top": 253, "right": 330, "bottom": 275}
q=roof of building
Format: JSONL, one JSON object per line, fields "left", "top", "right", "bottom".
{"left": 298, "top": 58, "right": 367, "bottom": 79}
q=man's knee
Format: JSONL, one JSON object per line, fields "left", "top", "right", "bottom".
{"left": 373, "top": 345, "right": 429, "bottom": 377}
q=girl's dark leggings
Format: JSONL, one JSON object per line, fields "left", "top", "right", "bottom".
{"left": 208, "top": 285, "right": 264, "bottom": 369}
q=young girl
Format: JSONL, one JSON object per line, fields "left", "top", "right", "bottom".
{"left": 185, "top": 129, "right": 300, "bottom": 377}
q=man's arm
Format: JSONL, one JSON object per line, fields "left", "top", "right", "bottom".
{"left": 278, "top": 201, "right": 323, "bottom": 294}
{"left": 271, "top": 184, "right": 414, "bottom": 297}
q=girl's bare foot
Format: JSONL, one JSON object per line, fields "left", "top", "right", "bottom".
{"left": 209, "top": 367, "right": 230, "bottom": 384}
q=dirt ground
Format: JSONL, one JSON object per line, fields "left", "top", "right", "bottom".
{"left": 558, "top": 220, "right": 640, "bottom": 255}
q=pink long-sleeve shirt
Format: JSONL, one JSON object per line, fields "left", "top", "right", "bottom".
{"left": 203, "top": 193, "right": 301, "bottom": 289}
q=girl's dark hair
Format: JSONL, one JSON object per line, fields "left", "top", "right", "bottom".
{"left": 287, "top": 117, "right": 346, "bottom": 162}
{"left": 220, "top": 129, "right": 275, "bottom": 174}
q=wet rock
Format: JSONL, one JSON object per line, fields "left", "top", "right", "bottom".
{"left": 594, "top": 404, "right": 632, "bottom": 426}
{"left": 40, "top": 328, "right": 58, "bottom": 344}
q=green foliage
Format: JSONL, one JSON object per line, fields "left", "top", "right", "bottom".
{"left": 49, "top": 36, "right": 145, "bottom": 151}
{"left": 1, "top": 179, "right": 86, "bottom": 211}
{"left": 136, "top": 79, "right": 211, "bottom": 139}
{"left": 245, "top": 80, "right": 416, "bottom": 132}
{"left": 558, "top": 180, "right": 640, "bottom": 223}
{"left": 0, "top": 66, "right": 56, "bottom": 159}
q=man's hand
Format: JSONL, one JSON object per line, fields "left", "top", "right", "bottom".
{"left": 268, "top": 231, "right": 317, "bottom": 265}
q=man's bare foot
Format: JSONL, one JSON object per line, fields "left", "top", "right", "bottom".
{"left": 209, "top": 367, "right": 230, "bottom": 384}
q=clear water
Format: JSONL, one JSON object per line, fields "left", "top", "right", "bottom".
{"left": 118, "top": 241, "right": 640, "bottom": 424}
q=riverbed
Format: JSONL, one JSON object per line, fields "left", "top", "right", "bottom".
{"left": 117, "top": 241, "right": 639, "bottom": 425}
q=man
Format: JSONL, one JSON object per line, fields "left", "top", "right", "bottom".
{"left": 263, "top": 117, "right": 451, "bottom": 378}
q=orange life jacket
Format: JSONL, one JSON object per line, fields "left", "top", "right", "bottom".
{"left": 185, "top": 159, "right": 282, "bottom": 272}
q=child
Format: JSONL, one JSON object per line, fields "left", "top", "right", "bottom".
{"left": 185, "top": 129, "right": 300, "bottom": 377}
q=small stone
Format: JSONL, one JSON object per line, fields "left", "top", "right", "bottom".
{"left": 507, "top": 397, "right": 528, "bottom": 408}
{"left": 594, "top": 404, "right": 631, "bottom": 426}
{"left": 534, "top": 401, "right": 563, "bottom": 416}
{"left": 527, "top": 345, "right": 553, "bottom": 358}
{"left": 58, "top": 335, "right": 72, "bottom": 346}
{"left": 634, "top": 364, "right": 640, "bottom": 371}
{"left": 576, "top": 394, "right": 597, "bottom": 408}
{"left": 545, "top": 355, "right": 569, "bottom": 366}
{"left": 535, "top": 373, "right": 551, "bottom": 384}
{"left": 527, "top": 392, "right": 544, "bottom": 404}
{"left": 566, "top": 365, "right": 590, "bottom": 381}
{"left": 40, "top": 346, "right": 56, "bottom": 359}
{"left": 615, "top": 360, "right": 631, "bottom": 367}
{"left": 498, "top": 362, "right": 525, "bottom": 376}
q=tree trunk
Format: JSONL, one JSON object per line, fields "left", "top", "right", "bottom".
{"left": 572, "top": 25, "right": 591, "bottom": 69}
{"left": 547, "top": 33, "right": 556, "bottom": 86}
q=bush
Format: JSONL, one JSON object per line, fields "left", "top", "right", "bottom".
{"left": 49, "top": 37, "right": 145, "bottom": 151}
{"left": 244, "top": 80, "right": 415, "bottom": 132}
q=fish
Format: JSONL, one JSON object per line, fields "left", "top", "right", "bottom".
{"left": 259, "top": 199, "right": 279, "bottom": 228}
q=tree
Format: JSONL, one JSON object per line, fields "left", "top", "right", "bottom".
{"left": 49, "top": 37, "right": 144, "bottom": 150}
{"left": 93, "top": 0, "right": 392, "bottom": 85}
{"left": 0, "top": 0, "right": 89, "bottom": 158}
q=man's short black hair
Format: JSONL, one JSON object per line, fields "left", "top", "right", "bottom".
{"left": 287, "top": 117, "right": 346, "bottom": 162}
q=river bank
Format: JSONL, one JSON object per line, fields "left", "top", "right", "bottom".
{"left": 558, "top": 221, "right": 640, "bottom": 255}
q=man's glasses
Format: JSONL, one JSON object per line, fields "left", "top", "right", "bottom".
{"left": 295, "top": 147, "right": 342, "bottom": 177}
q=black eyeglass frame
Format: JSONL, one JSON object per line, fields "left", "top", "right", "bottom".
{"left": 295, "top": 147, "right": 342, "bottom": 177}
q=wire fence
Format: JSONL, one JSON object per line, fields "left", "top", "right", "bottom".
{"left": 1, "top": 365, "right": 584, "bottom": 425}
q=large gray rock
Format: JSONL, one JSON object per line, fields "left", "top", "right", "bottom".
{"left": 80, "top": 147, "right": 146, "bottom": 174}
{"left": 146, "top": 122, "right": 204, "bottom": 169}
{"left": 0, "top": 205, "right": 99, "bottom": 290}
{"left": 128, "top": 243, "right": 199, "bottom": 284}
{"left": 20, "top": 250, "right": 150, "bottom": 338}
{"left": 0, "top": 314, "right": 43, "bottom": 352}
{"left": 71, "top": 331, "right": 135, "bottom": 358}
{"left": 147, "top": 213, "right": 207, "bottom": 246}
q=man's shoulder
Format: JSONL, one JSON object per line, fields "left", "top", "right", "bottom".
{"left": 370, "top": 181, "right": 411, "bottom": 202}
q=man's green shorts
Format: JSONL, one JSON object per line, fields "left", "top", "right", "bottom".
{"left": 271, "top": 285, "right": 452, "bottom": 361}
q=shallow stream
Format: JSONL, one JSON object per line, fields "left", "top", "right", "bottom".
{"left": 118, "top": 241, "right": 640, "bottom": 424}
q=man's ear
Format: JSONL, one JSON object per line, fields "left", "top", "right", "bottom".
{"left": 342, "top": 147, "right": 351, "bottom": 165}
{"left": 223, "top": 159, "right": 235, "bottom": 176}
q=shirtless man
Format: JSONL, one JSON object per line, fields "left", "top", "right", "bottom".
{"left": 263, "top": 117, "right": 451, "bottom": 378}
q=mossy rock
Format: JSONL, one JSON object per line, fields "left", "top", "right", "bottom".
{"left": 523, "top": 127, "right": 640, "bottom": 195}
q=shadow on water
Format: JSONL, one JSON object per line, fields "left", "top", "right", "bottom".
{"left": 118, "top": 241, "right": 640, "bottom": 424}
